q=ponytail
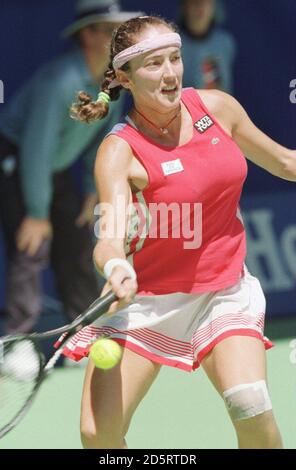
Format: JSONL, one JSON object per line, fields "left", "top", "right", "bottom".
{"left": 70, "top": 64, "right": 123, "bottom": 124}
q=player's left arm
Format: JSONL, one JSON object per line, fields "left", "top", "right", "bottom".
{"left": 232, "top": 98, "right": 295, "bottom": 181}
{"left": 200, "top": 89, "right": 296, "bottom": 181}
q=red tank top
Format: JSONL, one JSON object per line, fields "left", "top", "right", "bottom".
{"left": 110, "top": 88, "right": 247, "bottom": 295}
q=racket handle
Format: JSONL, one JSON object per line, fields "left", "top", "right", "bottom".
{"left": 45, "top": 291, "right": 117, "bottom": 372}
{"left": 81, "top": 290, "right": 118, "bottom": 326}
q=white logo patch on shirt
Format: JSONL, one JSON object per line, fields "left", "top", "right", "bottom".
{"left": 194, "top": 115, "right": 214, "bottom": 133}
{"left": 161, "top": 158, "right": 184, "bottom": 176}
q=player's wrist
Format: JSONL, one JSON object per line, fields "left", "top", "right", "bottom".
{"left": 103, "top": 258, "right": 137, "bottom": 281}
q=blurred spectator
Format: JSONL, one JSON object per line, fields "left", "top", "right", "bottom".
{"left": 0, "top": 0, "right": 142, "bottom": 334}
{"left": 179, "top": 0, "right": 236, "bottom": 93}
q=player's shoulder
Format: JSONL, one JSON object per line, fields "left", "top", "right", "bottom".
{"left": 102, "top": 131, "right": 132, "bottom": 151}
{"left": 195, "top": 89, "right": 244, "bottom": 133}
{"left": 97, "top": 131, "right": 134, "bottom": 171}
{"left": 196, "top": 89, "right": 240, "bottom": 115}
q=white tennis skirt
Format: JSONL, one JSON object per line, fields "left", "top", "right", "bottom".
{"left": 58, "top": 267, "right": 273, "bottom": 372}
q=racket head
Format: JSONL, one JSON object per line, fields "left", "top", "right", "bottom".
{"left": 0, "top": 290, "right": 118, "bottom": 439}
{"left": 0, "top": 336, "right": 45, "bottom": 438}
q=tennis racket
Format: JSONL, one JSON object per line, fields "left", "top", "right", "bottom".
{"left": 0, "top": 290, "right": 117, "bottom": 439}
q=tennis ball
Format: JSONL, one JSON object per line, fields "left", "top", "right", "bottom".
{"left": 89, "top": 338, "right": 122, "bottom": 370}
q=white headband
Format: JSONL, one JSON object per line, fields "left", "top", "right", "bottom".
{"left": 108, "top": 32, "right": 182, "bottom": 89}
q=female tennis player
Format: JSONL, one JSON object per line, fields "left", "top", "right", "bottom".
{"left": 64, "top": 16, "right": 296, "bottom": 449}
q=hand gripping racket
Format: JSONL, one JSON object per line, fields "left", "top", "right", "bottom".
{"left": 0, "top": 290, "right": 117, "bottom": 439}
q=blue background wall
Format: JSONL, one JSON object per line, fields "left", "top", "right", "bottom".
{"left": 0, "top": 0, "right": 295, "bottom": 318}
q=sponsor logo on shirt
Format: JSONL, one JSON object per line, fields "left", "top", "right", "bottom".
{"left": 194, "top": 115, "right": 214, "bottom": 133}
{"left": 161, "top": 158, "right": 184, "bottom": 176}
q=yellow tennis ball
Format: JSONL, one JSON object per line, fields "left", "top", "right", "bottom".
{"left": 89, "top": 338, "right": 122, "bottom": 370}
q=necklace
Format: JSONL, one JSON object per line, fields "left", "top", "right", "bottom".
{"left": 133, "top": 105, "right": 181, "bottom": 135}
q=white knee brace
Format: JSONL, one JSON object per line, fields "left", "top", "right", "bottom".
{"left": 222, "top": 380, "right": 272, "bottom": 421}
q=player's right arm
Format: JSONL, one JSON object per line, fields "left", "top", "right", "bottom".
{"left": 93, "top": 135, "right": 138, "bottom": 310}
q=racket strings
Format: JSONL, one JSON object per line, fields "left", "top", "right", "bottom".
{"left": 0, "top": 339, "right": 42, "bottom": 432}
{"left": 0, "top": 290, "right": 117, "bottom": 438}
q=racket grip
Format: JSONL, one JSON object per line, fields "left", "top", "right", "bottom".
{"left": 81, "top": 290, "right": 118, "bottom": 326}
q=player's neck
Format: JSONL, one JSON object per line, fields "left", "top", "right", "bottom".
{"left": 130, "top": 104, "right": 182, "bottom": 138}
